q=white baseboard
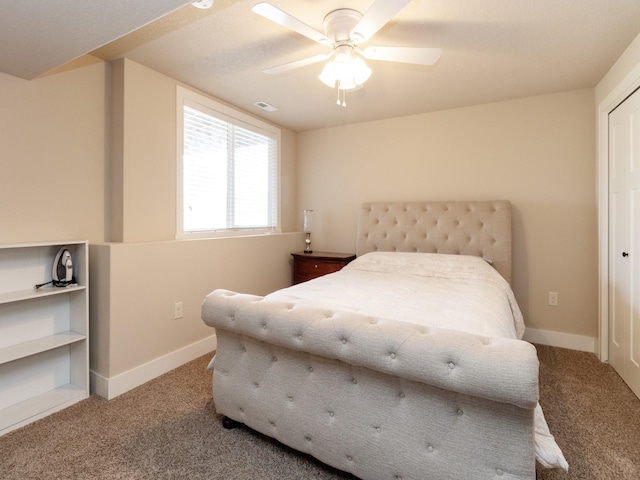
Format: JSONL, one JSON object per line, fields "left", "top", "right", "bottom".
{"left": 90, "top": 334, "right": 217, "bottom": 400}
{"left": 523, "top": 328, "right": 595, "bottom": 353}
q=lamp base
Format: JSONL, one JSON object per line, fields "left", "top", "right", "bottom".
{"left": 304, "top": 232, "right": 312, "bottom": 254}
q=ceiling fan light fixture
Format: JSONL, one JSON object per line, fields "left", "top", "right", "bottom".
{"left": 318, "top": 48, "right": 371, "bottom": 91}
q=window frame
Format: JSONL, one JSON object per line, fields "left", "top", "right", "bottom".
{"left": 176, "top": 86, "right": 281, "bottom": 240}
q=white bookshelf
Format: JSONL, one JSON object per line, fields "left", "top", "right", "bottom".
{"left": 0, "top": 241, "right": 88, "bottom": 436}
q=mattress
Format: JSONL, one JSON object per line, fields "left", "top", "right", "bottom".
{"left": 271, "top": 251, "right": 524, "bottom": 339}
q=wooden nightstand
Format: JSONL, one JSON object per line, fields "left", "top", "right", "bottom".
{"left": 291, "top": 251, "right": 356, "bottom": 284}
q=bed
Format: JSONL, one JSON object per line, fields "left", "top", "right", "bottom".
{"left": 201, "top": 200, "right": 568, "bottom": 479}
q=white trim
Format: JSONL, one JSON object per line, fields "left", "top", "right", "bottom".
{"left": 176, "top": 89, "right": 185, "bottom": 240}
{"left": 597, "top": 63, "right": 640, "bottom": 362}
{"left": 90, "top": 334, "right": 217, "bottom": 400}
{"left": 523, "top": 328, "right": 595, "bottom": 353}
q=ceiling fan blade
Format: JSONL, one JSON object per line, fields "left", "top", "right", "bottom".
{"left": 351, "top": 0, "right": 412, "bottom": 43}
{"left": 262, "top": 53, "right": 332, "bottom": 75}
{"left": 362, "top": 46, "right": 442, "bottom": 66}
{"left": 252, "top": 2, "right": 332, "bottom": 45}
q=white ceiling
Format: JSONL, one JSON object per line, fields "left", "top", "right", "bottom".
{"left": 2, "top": 1, "right": 640, "bottom": 132}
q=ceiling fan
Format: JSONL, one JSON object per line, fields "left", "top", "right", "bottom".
{"left": 252, "top": 0, "right": 442, "bottom": 104}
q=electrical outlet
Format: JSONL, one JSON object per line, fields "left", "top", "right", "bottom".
{"left": 548, "top": 292, "right": 559, "bottom": 307}
{"left": 174, "top": 301, "right": 184, "bottom": 319}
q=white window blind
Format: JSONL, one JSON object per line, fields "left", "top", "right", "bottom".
{"left": 178, "top": 91, "right": 279, "bottom": 237}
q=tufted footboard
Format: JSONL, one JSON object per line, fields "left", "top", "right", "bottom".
{"left": 202, "top": 289, "right": 539, "bottom": 480}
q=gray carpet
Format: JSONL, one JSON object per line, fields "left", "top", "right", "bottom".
{"left": 1, "top": 344, "right": 639, "bottom": 479}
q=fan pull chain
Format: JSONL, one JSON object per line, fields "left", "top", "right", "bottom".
{"left": 335, "top": 83, "right": 347, "bottom": 107}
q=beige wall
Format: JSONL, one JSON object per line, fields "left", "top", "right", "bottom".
{"left": 90, "top": 59, "right": 301, "bottom": 392}
{"left": 0, "top": 62, "right": 107, "bottom": 245}
{"left": 297, "top": 89, "right": 597, "bottom": 339}
{"left": 111, "top": 59, "right": 180, "bottom": 242}
{"left": 90, "top": 233, "right": 302, "bottom": 378}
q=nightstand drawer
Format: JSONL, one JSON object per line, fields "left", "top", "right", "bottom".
{"left": 296, "top": 258, "right": 343, "bottom": 277}
{"left": 291, "top": 251, "right": 356, "bottom": 284}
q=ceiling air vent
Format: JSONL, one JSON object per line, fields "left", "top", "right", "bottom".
{"left": 254, "top": 101, "right": 278, "bottom": 112}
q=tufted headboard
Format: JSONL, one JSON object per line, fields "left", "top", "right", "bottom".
{"left": 356, "top": 200, "right": 512, "bottom": 283}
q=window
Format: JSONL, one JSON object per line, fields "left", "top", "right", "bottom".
{"left": 177, "top": 86, "right": 280, "bottom": 238}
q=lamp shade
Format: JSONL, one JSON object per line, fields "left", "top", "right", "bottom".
{"left": 319, "top": 47, "right": 371, "bottom": 91}
{"left": 303, "top": 209, "right": 314, "bottom": 233}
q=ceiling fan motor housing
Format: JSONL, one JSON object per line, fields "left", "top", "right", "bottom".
{"left": 323, "top": 9, "right": 363, "bottom": 45}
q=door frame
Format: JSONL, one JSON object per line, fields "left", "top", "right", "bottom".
{"left": 598, "top": 64, "right": 640, "bottom": 361}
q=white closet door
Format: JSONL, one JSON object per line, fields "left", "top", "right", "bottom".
{"left": 609, "top": 87, "right": 640, "bottom": 399}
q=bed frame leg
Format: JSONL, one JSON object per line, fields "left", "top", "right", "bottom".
{"left": 222, "top": 416, "right": 242, "bottom": 429}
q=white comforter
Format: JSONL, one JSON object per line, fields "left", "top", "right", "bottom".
{"left": 271, "top": 252, "right": 525, "bottom": 340}
{"left": 269, "top": 251, "right": 568, "bottom": 472}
